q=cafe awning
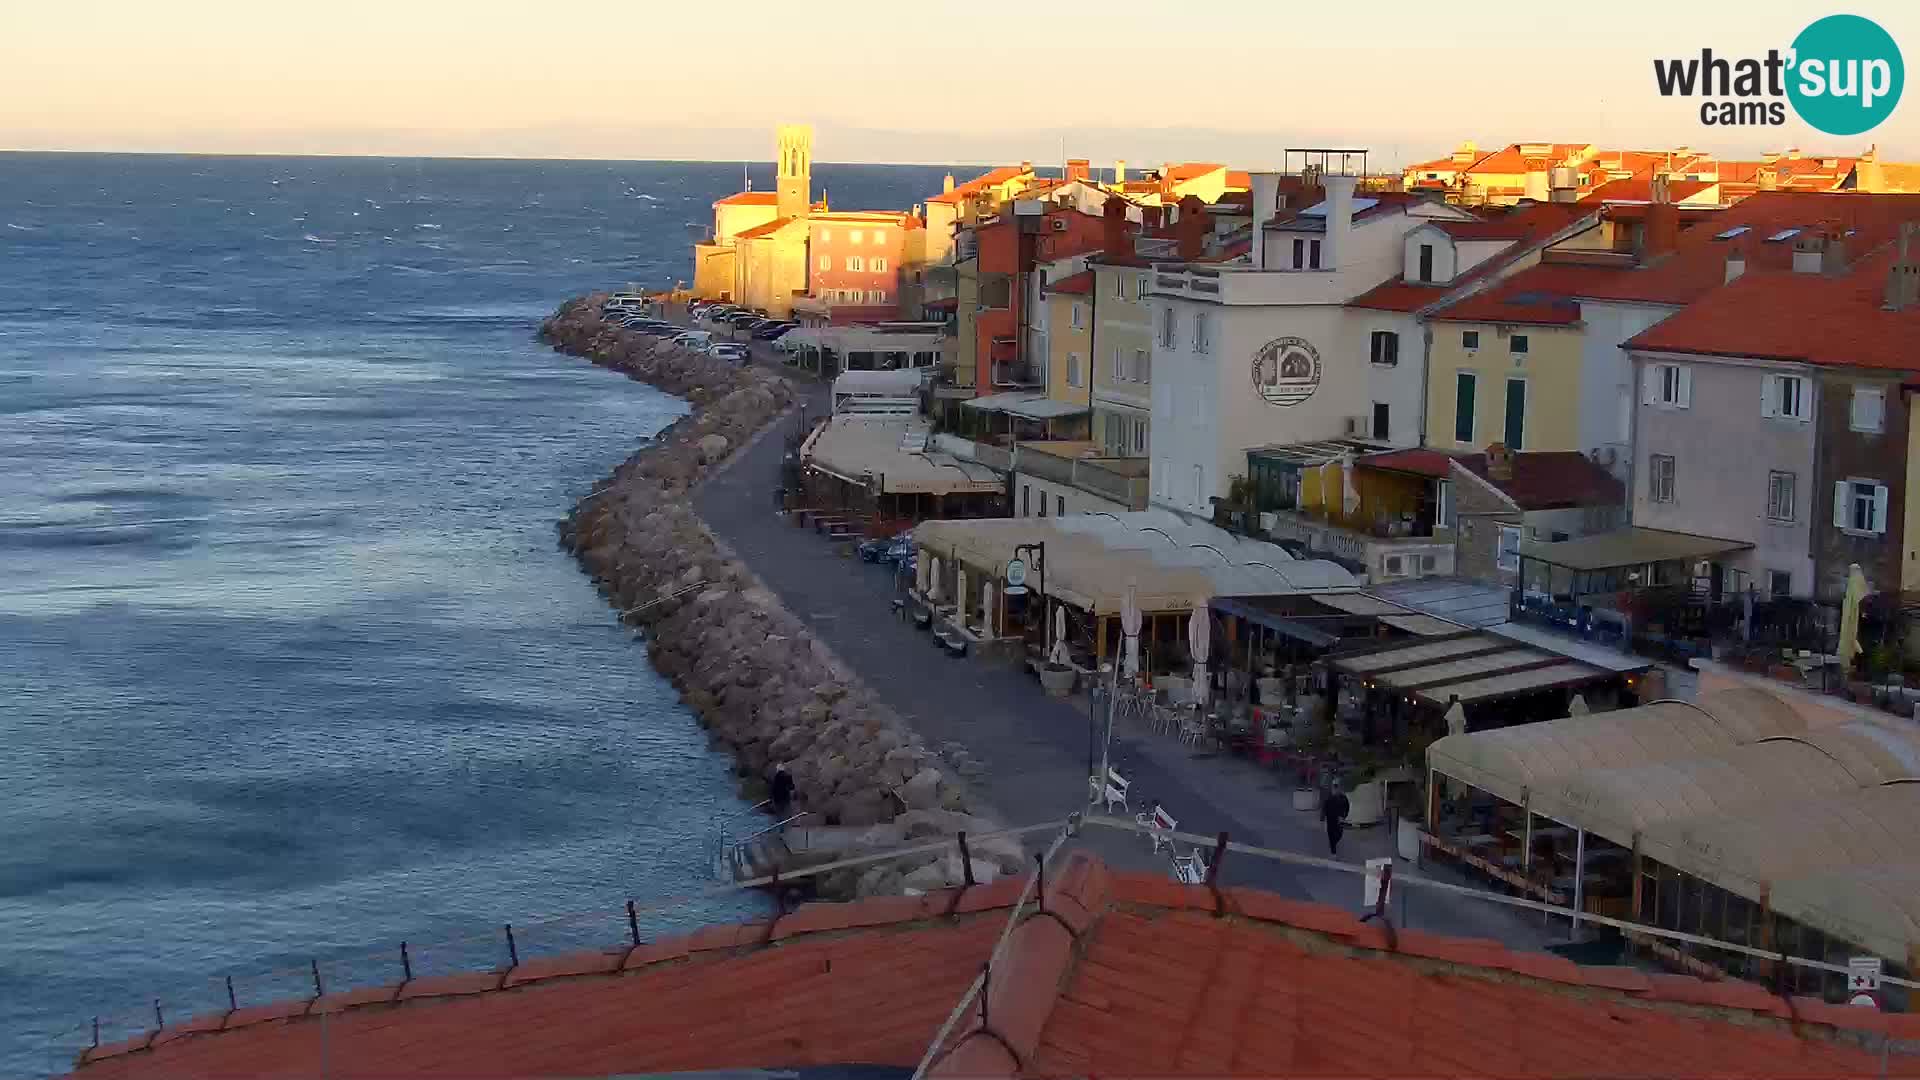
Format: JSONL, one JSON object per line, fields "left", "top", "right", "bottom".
{"left": 1518, "top": 526, "right": 1752, "bottom": 572}
{"left": 1331, "top": 632, "right": 1616, "bottom": 707}
{"left": 801, "top": 415, "right": 1002, "bottom": 496}
{"left": 962, "top": 392, "right": 1086, "bottom": 421}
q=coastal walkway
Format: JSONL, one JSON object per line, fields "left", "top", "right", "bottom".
{"left": 693, "top": 347, "right": 1565, "bottom": 952}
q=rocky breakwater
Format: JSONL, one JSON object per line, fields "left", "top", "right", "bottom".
{"left": 540, "top": 296, "right": 1024, "bottom": 898}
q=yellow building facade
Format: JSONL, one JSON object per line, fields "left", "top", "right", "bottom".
{"left": 1044, "top": 281, "right": 1093, "bottom": 410}
{"left": 1424, "top": 321, "right": 1584, "bottom": 454}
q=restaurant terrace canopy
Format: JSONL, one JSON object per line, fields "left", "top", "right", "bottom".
{"left": 912, "top": 510, "right": 1357, "bottom": 618}
{"left": 1327, "top": 630, "right": 1617, "bottom": 710}
{"left": 800, "top": 415, "right": 1002, "bottom": 496}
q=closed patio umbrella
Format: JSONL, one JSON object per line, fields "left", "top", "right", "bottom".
{"left": 916, "top": 551, "right": 929, "bottom": 596}
{"left": 1121, "top": 578, "right": 1141, "bottom": 680}
{"left": 1567, "top": 693, "right": 1590, "bottom": 716}
{"left": 1837, "top": 562, "right": 1867, "bottom": 670}
{"left": 1444, "top": 700, "right": 1467, "bottom": 737}
{"left": 955, "top": 566, "right": 968, "bottom": 622}
{"left": 929, "top": 556, "right": 942, "bottom": 604}
{"left": 1188, "top": 608, "right": 1210, "bottom": 707}
{"left": 1050, "top": 604, "right": 1070, "bottom": 666}
{"left": 981, "top": 581, "right": 995, "bottom": 636}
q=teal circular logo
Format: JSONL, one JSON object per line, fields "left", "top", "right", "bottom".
{"left": 1788, "top": 15, "right": 1904, "bottom": 136}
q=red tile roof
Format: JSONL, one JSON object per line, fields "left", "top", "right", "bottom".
{"left": 1506, "top": 191, "right": 1920, "bottom": 307}
{"left": 927, "top": 166, "right": 1029, "bottom": 205}
{"left": 1046, "top": 270, "right": 1093, "bottom": 295}
{"left": 1348, "top": 278, "right": 1452, "bottom": 312}
{"left": 1579, "top": 172, "right": 1718, "bottom": 205}
{"left": 1351, "top": 203, "right": 1600, "bottom": 316}
{"left": 1164, "top": 162, "right": 1224, "bottom": 182}
{"left": 1464, "top": 143, "right": 1591, "bottom": 175}
{"left": 733, "top": 216, "right": 801, "bottom": 240}
{"left": 713, "top": 190, "right": 779, "bottom": 207}
{"left": 68, "top": 855, "right": 1917, "bottom": 1080}
{"left": 1458, "top": 451, "right": 1627, "bottom": 510}
{"left": 1360, "top": 448, "right": 1459, "bottom": 478}
{"left": 1429, "top": 267, "right": 1594, "bottom": 325}
{"left": 1625, "top": 246, "right": 1920, "bottom": 371}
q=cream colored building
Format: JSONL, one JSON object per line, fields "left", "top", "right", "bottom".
{"left": 1089, "top": 259, "right": 1154, "bottom": 458}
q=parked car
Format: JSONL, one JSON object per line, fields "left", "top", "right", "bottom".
{"left": 707, "top": 343, "right": 751, "bottom": 363}
{"left": 672, "top": 331, "right": 713, "bottom": 349}
{"left": 753, "top": 322, "right": 796, "bottom": 340}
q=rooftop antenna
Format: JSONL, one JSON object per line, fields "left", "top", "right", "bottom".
{"left": 744, "top": 160, "right": 750, "bottom": 192}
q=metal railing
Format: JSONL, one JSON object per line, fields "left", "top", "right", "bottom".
{"left": 719, "top": 811, "right": 807, "bottom": 881}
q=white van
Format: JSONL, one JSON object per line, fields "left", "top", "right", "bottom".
{"left": 672, "top": 330, "right": 713, "bottom": 349}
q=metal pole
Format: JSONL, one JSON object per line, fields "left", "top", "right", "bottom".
{"left": 400, "top": 941, "right": 413, "bottom": 983}
{"left": 310, "top": 958, "right": 324, "bottom": 999}
{"left": 627, "top": 900, "right": 641, "bottom": 946}
{"left": 152, "top": 1000, "right": 163, "bottom": 1031}
{"left": 505, "top": 924, "right": 519, "bottom": 968}
{"left": 1572, "top": 827, "right": 1587, "bottom": 938}
{"left": 226, "top": 975, "right": 237, "bottom": 1013}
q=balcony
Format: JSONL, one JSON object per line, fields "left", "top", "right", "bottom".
{"left": 1012, "top": 442, "right": 1149, "bottom": 510}
{"left": 1218, "top": 502, "right": 1451, "bottom": 585}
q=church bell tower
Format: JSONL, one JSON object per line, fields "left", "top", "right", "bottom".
{"left": 775, "top": 124, "right": 813, "bottom": 220}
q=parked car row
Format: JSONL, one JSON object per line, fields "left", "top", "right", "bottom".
{"left": 595, "top": 300, "right": 760, "bottom": 365}
{"left": 687, "top": 300, "right": 796, "bottom": 342}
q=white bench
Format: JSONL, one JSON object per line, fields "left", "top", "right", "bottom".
{"left": 1171, "top": 846, "right": 1210, "bottom": 884}
{"left": 1090, "top": 767, "right": 1130, "bottom": 815}
{"left": 1136, "top": 804, "right": 1178, "bottom": 855}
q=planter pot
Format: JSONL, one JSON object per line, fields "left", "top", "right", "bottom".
{"left": 1292, "top": 786, "right": 1320, "bottom": 813}
{"left": 1039, "top": 664, "right": 1077, "bottom": 698}
{"left": 1397, "top": 817, "right": 1423, "bottom": 861}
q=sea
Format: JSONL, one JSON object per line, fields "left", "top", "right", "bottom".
{"left": 0, "top": 152, "right": 953, "bottom": 1077}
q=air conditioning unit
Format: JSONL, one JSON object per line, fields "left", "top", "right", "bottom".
{"left": 1381, "top": 554, "right": 1408, "bottom": 578}
{"left": 1050, "top": 218, "right": 1069, "bottom": 232}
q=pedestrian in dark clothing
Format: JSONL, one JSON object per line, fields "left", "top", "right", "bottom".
{"left": 769, "top": 766, "right": 795, "bottom": 815}
{"left": 1321, "top": 782, "right": 1351, "bottom": 856}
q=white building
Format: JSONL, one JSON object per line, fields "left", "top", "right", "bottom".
{"left": 1146, "top": 174, "right": 1477, "bottom": 517}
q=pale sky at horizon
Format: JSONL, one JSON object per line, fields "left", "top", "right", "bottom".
{"left": 2, "top": 0, "right": 1915, "bottom": 166}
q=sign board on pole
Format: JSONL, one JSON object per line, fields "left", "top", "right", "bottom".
{"left": 1004, "top": 558, "right": 1028, "bottom": 596}
{"left": 1848, "top": 955, "right": 1882, "bottom": 1008}
{"left": 1364, "top": 857, "right": 1393, "bottom": 908}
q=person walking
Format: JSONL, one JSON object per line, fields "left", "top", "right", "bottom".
{"left": 769, "top": 764, "right": 796, "bottom": 816}
{"left": 1321, "top": 780, "right": 1351, "bottom": 856}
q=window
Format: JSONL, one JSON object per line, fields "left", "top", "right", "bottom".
{"left": 817, "top": 228, "right": 830, "bottom": 242}
{"left": 1193, "top": 312, "right": 1212, "bottom": 354}
{"left": 1851, "top": 386, "right": 1886, "bottom": 433}
{"left": 1835, "top": 479, "right": 1889, "bottom": 534}
{"left": 1645, "top": 362, "right": 1692, "bottom": 408}
{"left": 817, "top": 255, "right": 830, "bottom": 271}
{"left": 849, "top": 231, "right": 863, "bottom": 245}
{"left": 1509, "top": 334, "right": 1529, "bottom": 355}
{"left": 1192, "top": 465, "right": 1205, "bottom": 508}
{"left": 1067, "top": 352, "right": 1083, "bottom": 388}
{"left": 1111, "top": 345, "right": 1124, "bottom": 381}
{"left": 1309, "top": 239, "right": 1322, "bottom": 269}
{"left": 1022, "top": 485, "right": 1030, "bottom": 516}
{"left": 1649, "top": 454, "right": 1676, "bottom": 503}
{"left": 1369, "top": 330, "right": 1399, "bottom": 367}
{"left": 1372, "top": 402, "right": 1390, "bottom": 440}
{"left": 1462, "top": 330, "right": 1480, "bottom": 349}
{"left": 845, "top": 256, "right": 864, "bottom": 272}
{"left": 868, "top": 290, "right": 886, "bottom": 304}
{"left": 1769, "top": 570, "right": 1792, "bottom": 597}
{"left": 1057, "top": 495, "right": 1066, "bottom": 516}
{"left": 1292, "top": 238, "right": 1305, "bottom": 269}
{"left": 1113, "top": 273, "right": 1126, "bottom": 298}
{"left": 1039, "top": 492, "right": 1048, "bottom": 517}
{"left": 1070, "top": 303, "right": 1084, "bottom": 329}
{"left": 1436, "top": 480, "right": 1454, "bottom": 529}
{"left": 1453, "top": 371, "right": 1477, "bottom": 443}
{"left": 1418, "top": 243, "right": 1434, "bottom": 282}
{"left": 1763, "top": 373, "right": 1810, "bottom": 421}
{"left": 871, "top": 230, "right": 885, "bottom": 244}
{"left": 1504, "top": 378, "right": 1526, "bottom": 450}
{"left": 1160, "top": 306, "right": 1177, "bottom": 348}
{"left": 1134, "top": 417, "right": 1147, "bottom": 454}
{"left": 872, "top": 257, "right": 888, "bottom": 273}
{"left": 1497, "top": 524, "right": 1522, "bottom": 573}
{"left": 1135, "top": 275, "right": 1148, "bottom": 300}
{"left": 1767, "top": 471, "right": 1797, "bottom": 522}
{"left": 1134, "top": 349, "right": 1150, "bottom": 383}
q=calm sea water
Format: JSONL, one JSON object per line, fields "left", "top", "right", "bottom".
{"left": 0, "top": 152, "right": 952, "bottom": 1076}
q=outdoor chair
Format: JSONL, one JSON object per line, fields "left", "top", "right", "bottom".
{"left": 1177, "top": 708, "right": 1209, "bottom": 747}
{"left": 1092, "top": 768, "right": 1130, "bottom": 815}
{"left": 1171, "top": 846, "right": 1209, "bottom": 885}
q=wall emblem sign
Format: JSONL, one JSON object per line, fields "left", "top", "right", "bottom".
{"left": 1251, "top": 336, "right": 1322, "bottom": 407}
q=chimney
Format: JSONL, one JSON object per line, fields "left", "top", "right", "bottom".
{"left": 1143, "top": 205, "right": 1165, "bottom": 232}
{"left": 1760, "top": 151, "right": 1781, "bottom": 165}
{"left": 1161, "top": 162, "right": 1176, "bottom": 197}
{"left": 1523, "top": 156, "right": 1550, "bottom": 202}
{"left": 1758, "top": 166, "right": 1779, "bottom": 191}
{"left": 1486, "top": 442, "right": 1514, "bottom": 484}
{"left": 1101, "top": 196, "right": 1129, "bottom": 257}
{"left": 1642, "top": 205, "right": 1679, "bottom": 261}
{"left": 943, "top": 173, "right": 955, "bottom": 194}
{"left": 1885, "top": 223, "right": 1920, "bottom": 311}
{"left": 1114, "top": 159, "right": 1126, "bottom": 184}
{"left": 1066, "top": 158, "right": 1090, "bottom": 183}
{"left": 1725, "top": 246, "right": 1746, "bottom": 284}
{"left": 1322, "top": 173, "right": 1358, "bottom": 271}
{"left": 1020, "top": 160, "right": 1033, "bottom": 173}
{"left": 1175, "top": 195, "right": 1207, "bottom": 260}
{"left": 1793, "top": 233, "right": 1825, "bottom": 274}
{"left": 1249, "top": 171, "right": 1282, "bottom": 269}
{"left": 1786, "top": 147, "right": 1802, "bottom": 161}
{"left": 1821, "top": 223, "right": 1849, "bottom": 275}
{"left": 1452, "top": 139, "right": 1479, "bottom": 165}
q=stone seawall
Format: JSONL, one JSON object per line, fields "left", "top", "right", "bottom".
{"left": 540, "top": 296, "right": 1020, "bottom": 896}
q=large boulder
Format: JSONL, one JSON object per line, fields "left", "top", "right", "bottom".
{"left": 900, "top": 768, "right": 943, "bottom": 810}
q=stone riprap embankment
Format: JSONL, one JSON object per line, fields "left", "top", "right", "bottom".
{"left": 540, "top": 296, "right": 1020, "bottom": 897}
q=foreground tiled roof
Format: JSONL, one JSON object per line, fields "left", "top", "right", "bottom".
{"left": 734, "top": 216, "right": 803, "bottom": 240}
{"left": 1458, "top": 450, "right": 1627, "bottom": 510}
{"left": 68, "top": 854, "right": 1918, "bottom": 1079}
{"left": 1350, "top": 202, "right": 1598, "bottom": 315}
{"left": 1626, "top": 247, "right": 1920, "bottom": 371}
{"left": 1045, "top": 270, "right": 1092, "bottom": 295}
{"left": 927, "top": 166, "right": 1029, "bottom": 205}
{"left": 714, "top": 190, "right": 779, "bottom": 206}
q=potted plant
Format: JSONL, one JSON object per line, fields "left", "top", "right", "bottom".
{"left": 1039, "top": 661, "right": 1077, "bottom": 697}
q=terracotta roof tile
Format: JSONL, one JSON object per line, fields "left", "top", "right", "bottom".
{"left": 1361, "top": 448, "right": 1460, "bottom": 479}
{"left": 1044, "top": 270, "right": 1093, "bottom": 295}
{"left": 732, "top": 216, "right": 800, "bottom": 240}
{"left": 502, "top": 949, "right": 622, "bottom": 987}
{"left": 65, "top": 859, "right": 1917, "bottom": 1080}
{"left": 927, "top": 166, "right": 1029, "bottom": 205}
{"left": 1458, "top": 450, "right": 1625, "bottom": 510}
{"left": 397, "top": 971, "right": 502, "bottom": 1000}
{"left": 713, "top": 190, "right": 779, "bottom": 207}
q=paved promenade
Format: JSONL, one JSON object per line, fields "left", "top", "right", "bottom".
{"left": 688, "top": 338, "right": 1567, "bottom": 951}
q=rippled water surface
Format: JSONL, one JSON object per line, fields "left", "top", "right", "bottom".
{"left": 0, "top": 152, "right": 950, "bottom": 1076}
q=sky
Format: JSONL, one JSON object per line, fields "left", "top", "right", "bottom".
{"left": 1, "top": 0, "right": 1915, "bottom": 167}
